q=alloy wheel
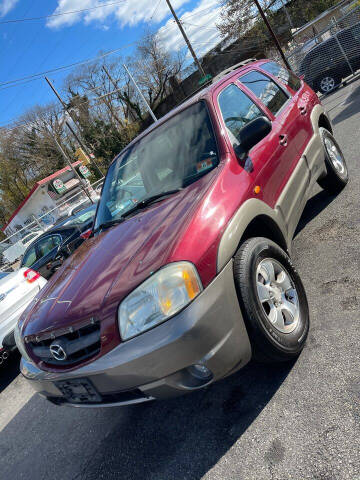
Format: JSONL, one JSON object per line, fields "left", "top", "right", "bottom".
{"left": 324, "top": 136, "right": 347, "bottom": 179}
{"left": 320, "top": 76, "right": 336, "bottom": 93}
{"left": 256, "top": 258, "right": 300, "bottom": 334}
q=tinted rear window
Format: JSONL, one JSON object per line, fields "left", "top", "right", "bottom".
{"left": 240, "top": 70, "right": 289, "bottom": 115}
{"left": 261, "top": 61, "right": 301, "bottom": 91}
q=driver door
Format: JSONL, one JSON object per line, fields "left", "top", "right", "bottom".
{"left": 217, "top": 80, "right": 300, "bottom": 217}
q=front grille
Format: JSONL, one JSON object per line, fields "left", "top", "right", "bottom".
{"left": 28, "top": 321, "right": 101, "bottom": 367}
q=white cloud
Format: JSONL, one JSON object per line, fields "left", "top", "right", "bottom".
{"left": 158, "top": 0, "right": 222, "bottom": 58}
{"left": 46, "top": 0, "right": 192, "bottom": 29}
{"left": 46, "top": 0, "right": 223, "bottom": 58}
{"left": 0, "top": 0, "right": 19, "bottom": 17}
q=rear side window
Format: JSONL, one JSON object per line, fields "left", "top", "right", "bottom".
{"left": 240, "top": 70, "right": 289, "bottom": 116}
{"left": 261, "top": 61, "right": 301, "bottom": 91}
{"left": 218, "top": 84, "right": 263, "bottom": 147}
{"left": 23, "top": 246, "right": 37, "bottom": 268}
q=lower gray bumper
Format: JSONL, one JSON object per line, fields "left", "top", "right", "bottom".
{"left": 21, "top": 260, "right": 252, "bottom": 407}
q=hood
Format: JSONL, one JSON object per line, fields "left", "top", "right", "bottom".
{"left": 21, "top": 176, "right": 213, "bottom": 338}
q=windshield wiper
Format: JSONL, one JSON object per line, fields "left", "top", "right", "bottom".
{"left": 122, "top": 188, "right": 183, "bottom": 219}
{"left": 93, "top": 217, "right": 125, "bottom": 234}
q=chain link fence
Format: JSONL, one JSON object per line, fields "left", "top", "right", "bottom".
{"left": 285, "top": 4, "right": 360, "bottom": 94}
{"left": 0, "top": 178, "right": 103, "bottom": 272}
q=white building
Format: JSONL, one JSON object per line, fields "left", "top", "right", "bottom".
{"left": 2, "top": 161, "right": 93, "bottom": 239}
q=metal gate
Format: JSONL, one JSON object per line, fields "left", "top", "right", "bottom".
{"left": 286, "top": 5, "right": 360, "bottom": 94}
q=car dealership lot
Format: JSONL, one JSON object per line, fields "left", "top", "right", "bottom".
{"left": 0, "top": 79, "right": 360, "bottom": 480}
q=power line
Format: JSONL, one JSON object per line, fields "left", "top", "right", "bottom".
{"left": 0, "top": 42, "right": 137, "bottom": 88}
{"left": 149, "top": 0, "right": 163, "bottom": 21}
{"left": 181, "top": 5, "right": 220, "bottom": 20}
{"left": 181, "top": 21, "right": 220, "bottom": 31}
{"left": 0, "top": 1, "right": 128, "bottom": 25}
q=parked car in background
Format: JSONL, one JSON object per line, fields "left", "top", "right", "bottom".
{"left": 20, "top": 204, "right": 97, "bottom": 279}
{"left": 68, "top": 198, "right": 94, "bottom": 217}
{"left": 0, "top": 268, "right": 46, "bottom": 363}
{"left": 2, "top": 230, "right": 44, "bottom": 265}
{"left": 16, "top": 60, "right": 348, "bottom": 407}
{"left": 21, "top": 231, "right": 43, "bottom": 249}
{"left": 94, "top": 182, "right": 103, "bottom": 196}
{"left": 300, "top": 21, "right": 360, "bottom": 93}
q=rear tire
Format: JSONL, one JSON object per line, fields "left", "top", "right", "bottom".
{"left": 318, "top": 127, "right": 348, "bottom": 194}
{"left": 316, "top": 74, "right": 340, "bottom": 94}
{"left": 233, "top": 237, "right": 309, "bottom": 362}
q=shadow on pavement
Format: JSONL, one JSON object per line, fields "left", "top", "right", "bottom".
{"left": 331, "top": 82, "right": 360, "bottom": 125}
{"left": 0, "top": 352, "right": 20, "bottom": 394}
{"left": 0, "top": 359, "right": 296, "bottom": 479}
{"left": 294, "top": 190, "right": 337, "bottom": 237}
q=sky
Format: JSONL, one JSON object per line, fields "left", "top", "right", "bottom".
{"left": 0, "top": 0, "right": 223, "bottom": 126}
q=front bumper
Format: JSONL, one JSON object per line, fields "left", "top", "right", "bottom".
{"left": 20, "top": 260, "right": 252, "bottom": 407}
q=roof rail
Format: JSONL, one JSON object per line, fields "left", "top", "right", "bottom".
{"left": 212, "top": 58, "right": 257, "bottom": 84}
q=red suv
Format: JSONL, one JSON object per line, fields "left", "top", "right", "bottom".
{"left": 16, "top": 60, "right": 348, "bottom": 407}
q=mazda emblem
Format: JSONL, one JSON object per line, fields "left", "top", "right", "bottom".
{"left": 49, "top": 343, "right": 67, "bottom": 361}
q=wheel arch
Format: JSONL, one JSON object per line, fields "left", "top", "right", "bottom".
{"left": 217, "top": 199, "right": 288, "bottom": 273}
{"left": 239, "top": 216, "right": 288, "bottom": 253}
{"left": 318, "top": 113, "right": 333, "bottom": 134}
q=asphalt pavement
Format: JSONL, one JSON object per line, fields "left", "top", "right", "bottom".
{"left": 0, "top": 78, "right": 359, "bottom": 480}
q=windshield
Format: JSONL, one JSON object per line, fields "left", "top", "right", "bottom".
{"left": 94, "top": 101, "right": 218, "bottom": 230}
{"left": 63, "top": 204, "right": 97, "bottom": 226}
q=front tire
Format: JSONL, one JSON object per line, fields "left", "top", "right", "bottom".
{"left": 233, "top": 238, "right": 309, "bottom": 362}
{"left": 318, "top": 127, "right": 348, "bottom": 194}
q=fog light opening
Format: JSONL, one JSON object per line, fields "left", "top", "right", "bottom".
{"left": 188, "top": 364, "right": 213, "bottom": 380}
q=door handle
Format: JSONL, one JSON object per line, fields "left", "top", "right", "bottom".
{"left": 299, "top": 105, "right": 307, "bottom": 115}
{"left": 279, "top": 134, "right": 288, "bottom": 146}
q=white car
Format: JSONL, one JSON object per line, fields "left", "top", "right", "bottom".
{"left": 0, "top": 268, "right": 46, "bottom": 364}
{"left": 2, "top": 231, "right": 43, "bottom": 265}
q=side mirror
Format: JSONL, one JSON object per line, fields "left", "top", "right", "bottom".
{"left": 234, "top": 116, "right": 272, "bottom": 161}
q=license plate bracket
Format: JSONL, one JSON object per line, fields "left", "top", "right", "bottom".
{"left": 55, "top": 378, "right": 102, "bottom": 404}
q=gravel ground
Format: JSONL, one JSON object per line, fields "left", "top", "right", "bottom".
{"left": 0, "top": 78, "right": 359, "bottom": 480}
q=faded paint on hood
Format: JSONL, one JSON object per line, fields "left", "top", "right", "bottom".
{"left": 21, "top": 175, "right": 214, "bottom": 339}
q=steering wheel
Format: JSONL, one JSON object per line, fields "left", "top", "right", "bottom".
{"left": 224, "top": 116, "right": 246, "bottom": 131}
{"left": 116, "top": 187, "right": 134, "bottom": 201}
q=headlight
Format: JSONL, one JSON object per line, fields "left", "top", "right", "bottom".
{"left": 14, "top": 320, "right": 31, "bottom": 363}
{"left": 119, "top": 262, "right": 203, "bottom": 340}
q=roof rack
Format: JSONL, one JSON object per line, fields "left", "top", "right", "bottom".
{"left": 212, "top": 58, "right": 257, "bottom": 84}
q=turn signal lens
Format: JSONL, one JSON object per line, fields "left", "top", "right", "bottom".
{"left": 182, "top": 269, "right": 201, "bottom": 300}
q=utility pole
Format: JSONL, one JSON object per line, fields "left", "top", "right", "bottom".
{"left": 45, "top": 76, "right": 104, "bottom": 177}
{"left": 253, "top": 0, "right": 292, "bottom": 70}
{"left": 164, "top": 0, "right": 206, "bottom": 77}
{"left": 48, "top": 129, "right": 94, "bottom": 204}
{"left": 123, "top": 64, "right": 158, "bottom": 122}
{"left": 279, "top": 0, "right": 294, "bottom": 30}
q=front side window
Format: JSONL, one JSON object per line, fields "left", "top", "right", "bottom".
{"left": 37, "top": 236, "right": 61, "bottom": 257}
{"left": 240, "top": 70, "right": 289, "bottom": 116}
{"left": 22, "top": 246, "right": 37, "bottom": 267}
{"left": 94, "top": 101, "right": 218, "bottom": 229}
{"left": 218, "top": 84, "right": 263, "bottom": 147}
{"left": 261, "top": 61, "right": 301, "bottom": 91}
